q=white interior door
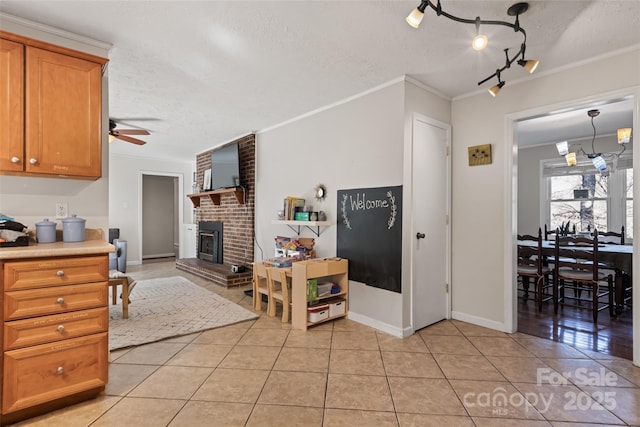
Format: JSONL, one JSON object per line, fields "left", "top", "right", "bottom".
{"left": 412, "top": 115, "right": 450, "bottom": 331}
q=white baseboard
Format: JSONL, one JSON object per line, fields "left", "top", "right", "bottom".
{"left": 142, "top": 253, "right": 176, "bottom": 259}
{"left": 451, "top": 311, "right": 511, "bottom": 333}
{"left": 347, "top": 311, "right": 413, "bottom": 338}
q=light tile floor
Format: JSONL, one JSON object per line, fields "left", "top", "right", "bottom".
{"left": 10, "top": 261, "right": 640, "bottom": 426}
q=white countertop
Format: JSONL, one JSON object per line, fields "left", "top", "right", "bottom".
{"left": 0, "top": 240, "right": 115, "bottom": 260}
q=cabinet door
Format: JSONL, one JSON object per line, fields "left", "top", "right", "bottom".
{"left": 3, "top": 332, "right": 108, "bottom": 413}
{"left": 0, "top": 38, "right": 24, "bottom": 172}
{"left": 25, "top": 47, "right": 102, "bottom": 178}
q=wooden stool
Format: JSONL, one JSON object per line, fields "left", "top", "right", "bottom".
{"left": 108, "top": 277, "right": 130, "bottom": 319}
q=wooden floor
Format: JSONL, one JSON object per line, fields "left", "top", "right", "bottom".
{"left": 517, "top": 290, "right": 633, "bottom": 360}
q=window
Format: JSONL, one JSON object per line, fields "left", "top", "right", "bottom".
{"left": 543, "top": 154, "right": 632, "bottom": 239}
{"left": 548, "top": 173, "right": 607, "bottom": 233}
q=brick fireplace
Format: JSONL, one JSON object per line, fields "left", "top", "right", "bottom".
{"left": 176, "top": 134, "right": 255, "bottom": 288}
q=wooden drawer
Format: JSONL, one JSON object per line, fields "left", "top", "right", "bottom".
{"left": 3, "top": 255, "right": 108, "bottom": 291}
{"left": 4, "top": 307, "right": 108, "bottom": 350}
{"left": 4, "top": 282, "right": 108, "bottom": 321}
{"left": 298, "top": 259, "right": 348, "bottom": 278}
{"left": 3, "top": 333, "right": 108, "bottom": 413}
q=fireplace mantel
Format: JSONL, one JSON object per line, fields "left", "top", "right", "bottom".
{"left": 187, "top": 187, "right": 245, "bottom": 207}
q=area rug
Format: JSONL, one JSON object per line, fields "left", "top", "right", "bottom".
{"left": 108, "top": 276, "right": 257, "bottom": 351}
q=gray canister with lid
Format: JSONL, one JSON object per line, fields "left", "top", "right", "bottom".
{"left": 35, "top": 218, "right": 57, "bottom": 243}
{"left": 62, "top": 214, "right": 86, "bottom": 242}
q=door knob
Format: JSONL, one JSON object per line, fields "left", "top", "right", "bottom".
{"left": 416, "top": 232, "right": 426, "bottom": 239}
{"left": 11, "top": 156, "right": 20, "bottom": 163}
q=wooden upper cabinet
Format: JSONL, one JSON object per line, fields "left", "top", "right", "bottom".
{"left": 0, "top": 33, "right": 107, "bottom": 180}
{"left": 0, "top": 39, "right": 24, "bottom": 172}
{"left": 25, "top": 47, "right": 103, "bottom": 179}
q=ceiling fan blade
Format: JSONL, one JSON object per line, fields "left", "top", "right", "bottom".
{"left": 116, "top": 134, "right": 147, "bottom": 145}
{"left": 114, "top": 129, "right": 150, "bottom": 135}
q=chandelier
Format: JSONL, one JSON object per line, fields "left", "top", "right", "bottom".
{"left": 405, "top": 1, "right": 539, "bottom": 96}
{"left": 555, "top": 109, "right": 633, "bottom": 173}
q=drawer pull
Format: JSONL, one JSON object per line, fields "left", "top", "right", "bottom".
{"left": 56, "top": 297, "right": 65, "bottom": 304}
{"left": 56, "top": 366, "right": 64, "bottom": 375}
{"left": 57, "top": 325, "right": 65, "bottom": 332}
{"left": 56, "top": 270, "right": 65, "bottom": 277}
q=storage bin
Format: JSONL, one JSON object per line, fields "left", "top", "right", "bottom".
{"left": 329, "top": 299, "right": 346, "bottom": 317}
{"left": 317, "top": 282, "right": 333, "bottom": 297}
{"left": 307, "top": 304, "right": 329, "bottom": 323}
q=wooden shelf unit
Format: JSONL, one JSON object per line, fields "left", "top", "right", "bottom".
{"left": 187, "top": 187, "right": 245, "bottom": 207}
{"left": 272, "top": 220, "right": 331, "bottom": 237}
{"left": 291, "top": 258, "right": 348, "bottom": 330}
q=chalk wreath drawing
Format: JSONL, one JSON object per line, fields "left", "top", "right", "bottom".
{"left": 387, "top": 191, "right": 397, "bottom": 230}
{"left": 341, "top": 193, "right": 352, "bottom": 230}
{"left": 341, "top": 191, "right": 397, "bottom": 230}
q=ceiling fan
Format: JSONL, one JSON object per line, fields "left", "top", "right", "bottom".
{"left": 108, "top": 119, "right": 150, "bottom": 145}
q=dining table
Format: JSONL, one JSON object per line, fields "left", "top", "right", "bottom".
{"left": 519, "top": 239, "right": 633, "bottom": 314}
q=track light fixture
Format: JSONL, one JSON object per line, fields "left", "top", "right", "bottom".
{"left": 406, "top": 1, "right": 539, "bottom": 96}
{"left": 555, "top": 109, "right": 632, "bottom": 173}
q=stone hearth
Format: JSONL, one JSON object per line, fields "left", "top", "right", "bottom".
{"left": 175, "top": 258, "right": 252, "bottom": 288}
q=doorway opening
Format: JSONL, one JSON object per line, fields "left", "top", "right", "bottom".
{"left": 139, "top": 171, "right": 184, "bottom": 264}
{"left": 509, "top": 91, "right": 637, "bottom": 361}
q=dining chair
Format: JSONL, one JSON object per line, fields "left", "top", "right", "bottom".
{"left": 517, "top": 228, "right": 552, "bottom": 311}
{"left": 553, "top": 231, "right": 614, "bottom": 323}
{"left": 595, "top": 226, "right": 625, "bottom": 244}
{"left": 266, "top": 267, "right": 292, "bottom": 323}
{"left": 252, "top": 263, "right": 270, "bottom": 312}
{"left": 593, "top": 226, "right": 630, "bottom": 310}
{"left": 544, "top": 224, "right": 556, "bottom": 241}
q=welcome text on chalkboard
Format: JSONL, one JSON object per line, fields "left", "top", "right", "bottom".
{"left": 337, "top": 186, "right": 402, "bottom": 293}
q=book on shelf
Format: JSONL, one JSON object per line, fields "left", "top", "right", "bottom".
{"left": 283, "top": 197, "right": 305, "bottom": 220}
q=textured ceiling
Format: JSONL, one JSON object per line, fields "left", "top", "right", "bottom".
{"left": 1, "top": 1, "right": 639, "bottom": 162}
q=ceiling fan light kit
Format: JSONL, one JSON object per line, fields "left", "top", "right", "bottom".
{"left": 405, "top": 1, "right": 539, "bottom": 96}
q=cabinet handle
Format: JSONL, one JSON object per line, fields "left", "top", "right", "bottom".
{"left": 57, "top": 325, "right": 65, "bottom": 332}
{"left": 56, "top": 297, "right": 65, "bottom": 304}
{"left": 57, "top": 270, "right": 65, "bottom": 277}
{"left": 29, "top": 158, "right": 38, "bottom": 165}
{"left": 56, "top": 367, "right": 64, "bottom": 375}
{"left": 10, "top": 156, "right": 20, "bottom": 163}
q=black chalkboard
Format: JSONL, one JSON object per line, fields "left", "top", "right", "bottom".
{"left": 337, "top": 186, "right": 402, "bottom": 293}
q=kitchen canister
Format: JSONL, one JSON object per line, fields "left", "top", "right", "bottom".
{"left": 35, "top": 218, "right": 57, "bottom": 243}
{"left": 62, "top": 214, "right": 86, "bottom": 242}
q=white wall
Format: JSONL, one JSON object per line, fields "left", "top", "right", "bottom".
{"left": 451, "top": 48, "right": 640, "bottom": 330}
{"left": 256, "top": 77, "right": 451, "bottom": 336}
{"left": 0, "top": 16, "right": 111, "bottom": 239}
{"left": 109, "top": 153, "right": 194, "bottom": 265}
